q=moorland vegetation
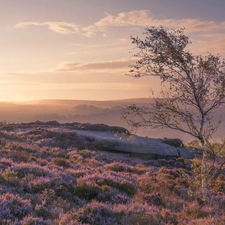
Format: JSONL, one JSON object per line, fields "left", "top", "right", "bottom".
{"left": 0, "top": 121, "right": 224, "bottom": 224}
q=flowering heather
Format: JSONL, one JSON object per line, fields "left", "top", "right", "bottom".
{"left": 0, "top": 192, "right": 32, "bottom": 221}
{"left": 0, "top": 121, "right": 224, "bottom": 224}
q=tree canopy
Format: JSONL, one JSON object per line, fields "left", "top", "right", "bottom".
{"left": 124, "top": 26, "right": 225, "bottom": 201}
{"left": 126, "top": 26, "right": 225, "bottom": 142}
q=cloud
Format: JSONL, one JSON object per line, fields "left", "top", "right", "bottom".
{"left": 58, "top": 82, "right": 142, "bottom": 91}
{"left": 56, "top": 58, "right": 135, "bottom": 72}
{"left": 1, "top": 61, "right": 137, "bottom": 85}
{"left": 177, "top": 19, "right": 224, "bottom": 32}
{"left": 1, "top": 71, "right": 145, "bottom": 94}
{"left": 93, "top": 10, "right": 152, "bottom": 27}
{"left": 14, "top": 10, "right": 225, "bottom": 37}
{"left": 82, "top": 10, "right": 158, "bottom": 36}
{"left": 15, "top": 22, "right": 80, "bottom": 34}
{"left": 88, "top": 10, "right": 225, "bottom": 33}
{"left": 191, "top": 33, "right": 225, "bottom": 55}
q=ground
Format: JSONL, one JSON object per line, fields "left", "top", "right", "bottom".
{"left": 0, "top": 121, "right": 224, "bottom": 225}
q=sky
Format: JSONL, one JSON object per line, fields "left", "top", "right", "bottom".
{"left": 1, "top": 0, "right": 225, "bottom": 101}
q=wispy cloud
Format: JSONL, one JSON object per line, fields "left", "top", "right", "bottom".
{"left": 15, "top": 10, "right": 225, "bottom": 37}
{"left": 1, "top": 71, "right": 144, "bottom": 93}
{"left": 0, "top": 58, "right": 136, "bottom": 83}
{"left": 191, "top": 33, "right": 225, "bottom": 55}
{"left": 14, "top": 22, "right": 81, "bottom": 34}
{"left": 56, "top": 58, "right": 135, "bottom": 72}
{"left": 55, "top": 82, "right": 142, "bottom": 90}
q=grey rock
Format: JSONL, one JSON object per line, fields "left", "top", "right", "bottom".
{"left": 75, "top": 130, "right": 194, "bottom": 159}
{"left": 177, "top": 147, "right": 194, "bottom": 159}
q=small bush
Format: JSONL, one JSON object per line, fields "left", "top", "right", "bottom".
{"left": 75, "top": 181, "right": 102, "bottom": 200}
{"left": 136, "top": 192, "right": 164, "bottom": 206}
{"left": 52, "top": 158, "right": 71, "bottom": 168}
{"left": 0, "top": 192, "right": 32, "bottom": 221}
{"left": 162, "top": 138, "right": 184, "bottom": 147}
{"left": 97, "top": 186, "right": 131, "bottom": 204}
{"left": 18, "top": 215, "right": 53, "bottom": 225}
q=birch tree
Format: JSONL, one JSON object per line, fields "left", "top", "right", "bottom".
{"left": 124, "top": 26, "right": 225, "bottom": 201}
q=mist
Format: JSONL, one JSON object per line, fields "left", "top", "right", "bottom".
{"left": 1, "top": 98, "right": 225, "bottom": 143}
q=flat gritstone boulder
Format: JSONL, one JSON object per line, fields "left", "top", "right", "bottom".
{"left": 75, "top": 130, "right": 194, "bottom": 159}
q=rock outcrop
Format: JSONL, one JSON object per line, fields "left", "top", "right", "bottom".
{"left": 0, "top": 121, "right": 194, "bottom": 159}
{"left": 74, "top": 130, "right": 194, "bottom": 159}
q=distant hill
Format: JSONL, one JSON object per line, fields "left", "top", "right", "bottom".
{"left": 0, "top": 98, "right": 225, "bottom": 142}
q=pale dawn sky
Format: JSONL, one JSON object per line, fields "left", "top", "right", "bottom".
{"left": 1, "top": 0, "right": 225, "bottom": 101}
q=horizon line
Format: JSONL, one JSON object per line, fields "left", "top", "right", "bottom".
{"left": 0, "top": 97, "right": 153, "bottom": 103}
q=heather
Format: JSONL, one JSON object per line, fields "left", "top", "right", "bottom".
{"left": 0, "top": 122, "right": 224, "bottom": 224}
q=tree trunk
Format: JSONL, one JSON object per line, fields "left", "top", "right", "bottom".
{"left": 201, "top": 143, "right": 209, "bottom": 202}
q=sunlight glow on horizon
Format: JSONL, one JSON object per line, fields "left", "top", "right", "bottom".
{"left": 1, "top": 0, "right": 225, "bottom": 101}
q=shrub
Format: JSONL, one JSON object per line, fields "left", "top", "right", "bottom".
{"left": 10, "top": 163, "right": 49, "bottom": 178}
{"left": 0, "top": 121, "right": 224, "bottom": 224}
{"left": 59, "top": 202, "right": 122, "bottom": 225}
{"left": 136, "top": 192, "right": 164, "bottom": 207}
{"left": 113, "top": 203, "right": 164, "bottom": 225}
{"left": 52, "top": 158, "right": 71, "bottom": 168}
{"left": 0, "top": 192, "right": 32, "bottom": 221}
{"left": 97, "top": 186, "right": 131, "bottom": 204}
{"left": 75, "top": 181, "right": 101, "bottom": 201}
{"left": 77, "top": 172, "right": 137, "bottom": 197}
{"left": 18, "top": 215, "right": 53, "bottom": 225}
{"left": 105, "top": 162, "right": 134, "bottom": 173}
{"left": 162, "top": 138, "right": 184, "bottom": 147}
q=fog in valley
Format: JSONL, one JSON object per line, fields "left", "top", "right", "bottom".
{"left": 1, "top": 98, "right": 225, "bottom": 143}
